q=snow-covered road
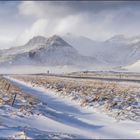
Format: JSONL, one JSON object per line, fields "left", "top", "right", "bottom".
{"left": 2, "top": 76, "right": 140, "bottom": 139}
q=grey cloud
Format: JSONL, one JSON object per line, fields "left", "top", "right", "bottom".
{"left": 36, "top": 1, "right": 140, "bottom": 14}
{"left": 1, "top": 1, "right": 140, "bottom": 48}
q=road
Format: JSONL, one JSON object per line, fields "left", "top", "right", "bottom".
{"left": 40, "top": 74, "right": 140, "bottom": 83}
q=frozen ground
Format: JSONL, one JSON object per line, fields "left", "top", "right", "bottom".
{"left": 13, "top": 75, "right": 140, "bottom": 121}
{"left": 0, "top": 65, "right": 82, "bottom": 75}
{"left": 0, "top": 76, "right": 139, "bottom": 139}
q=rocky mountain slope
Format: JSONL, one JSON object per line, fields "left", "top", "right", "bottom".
{"left": 1, "top": 34, "right": 140, "bottom": 70}
{"left": 0, "top": 35, "right": 98, "bottom": 68}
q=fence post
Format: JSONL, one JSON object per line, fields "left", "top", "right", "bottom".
{"left": 12, "top": 93, "right": 17, "bottom": 106}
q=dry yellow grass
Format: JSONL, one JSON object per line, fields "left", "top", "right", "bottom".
{"left": 0, "top": 76, "right": 40, "bottom": 115}
{"left": 13, "top": 75, "right": 140, "bottom": 121}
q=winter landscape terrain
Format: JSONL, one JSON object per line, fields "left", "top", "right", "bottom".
{"left": 1, "top": 34, "right": 140, "bottom": 73}
{"left": 1, "top": 1, "right": 140, "bottom": 139}
{"left": 0, "top": 34, "right": 140, "bottom": 139}
{"left": 0, "top": 74, "right": 140, "bottom": 139}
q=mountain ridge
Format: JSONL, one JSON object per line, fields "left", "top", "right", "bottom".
{"left": 1, "top": 34, "right": 140, "bottom": 71}
{"left": 0, "top": 35, "right": 98, "bottom": 68}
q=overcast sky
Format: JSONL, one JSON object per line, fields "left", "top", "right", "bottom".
{"left": 1, "top": 1, "right": 140, "bottom": 49}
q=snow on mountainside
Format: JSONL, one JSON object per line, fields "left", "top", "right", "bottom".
{"left": 123, "top": 56, "right": 140, "bottom": 72}
{"left": 25, "top": 36, "right": 48, "bottom": 46}
{"left": 63, "top": 33, "right": 140, "bottom": 67}
{"left": 0, "top": 36, "right": 48, "bottom": 63}
{"left": 106, "top": 34, "right": 131, "bottom": 44}
{"left": 1, "top": 33, "right": 140, "bottom": 71}
{"left": 0, "top": 35, "right": 98, "bottom": 67}
{"left": 124, "top": 60, "right": 140, "bottom": 72}
{"left": 62, "top": 33, "right": 100, "bottom": 56}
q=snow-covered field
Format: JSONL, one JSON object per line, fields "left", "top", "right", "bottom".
{"left": 0, "top": 75, "right": 139, "bottom": 139}
{"left": 0, "top": 65, "right": 82, "bottom": 75}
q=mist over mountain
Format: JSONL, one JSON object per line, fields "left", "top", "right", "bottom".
{"left": 63, "top": 33, "right": 140, "bottom": 67}
{"left": 0, "top": 35, "right": 98, "bottom": 68}
{"left": 1, "top": 33, "right": 140, "bottom": 72}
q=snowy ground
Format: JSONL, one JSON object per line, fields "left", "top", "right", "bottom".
{"left": 0, "top": 65, "right": 82, "bottom": 75}
{"left": 12, "top": 75, "right": 140, "bottom": 121}
{"left": 0, "top": 76, "right": 139, "bottom": 139}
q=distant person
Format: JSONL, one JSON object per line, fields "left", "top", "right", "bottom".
{"left": 47, "top": 70, "right": 50, "bottom": 74}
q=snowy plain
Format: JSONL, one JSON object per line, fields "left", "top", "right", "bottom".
{"left": 0, "top": 76, "right": 139, "bottom": 139}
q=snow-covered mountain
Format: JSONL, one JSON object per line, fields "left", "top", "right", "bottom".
{"left": 124, "top": 60, "right": 140, "bottom": 72}
{"left": 63, "top": 33, "right": 140, "bottom": 67}
{"left": 0, "top": 36, "right": 47, "bottom": 61}
{"left": 95, "top": 35, "right": 140, "bottom": 66}
{"left": 1, "top": 33, "right": 140, "bottom": 71}
{"left": 0, "top": 35, "right": 98, "bottom": 68}
{"left": 25, "top": 36, "right": 48, "bottom": 47}
{"left": 63, "top": 33, "right": 100, "bottom": 56}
